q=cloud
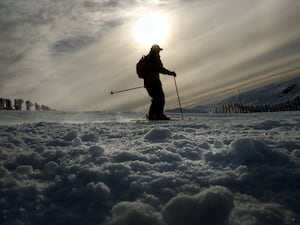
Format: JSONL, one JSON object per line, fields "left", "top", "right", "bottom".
{"left": 0, "top": 0, "right": 127, "bottom": 68}
{"left": 53, "top": 36, "right": 96, "bottom": 54}
{"left": 164, "top": 0, "right": 300, "bottom": 107}
{"left": 1, "top": 0, "right": 300, "bottom": 110}
{"left": 83, "top": 0, "right": 120, "bottom": 9}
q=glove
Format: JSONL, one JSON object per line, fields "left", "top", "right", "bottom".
{"left": 170, "top": 71, "right": 176, "bottom": 77}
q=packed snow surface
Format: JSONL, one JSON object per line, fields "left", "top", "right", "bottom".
{"left": 0, "top": 111, "right": 299, "bottom": 225}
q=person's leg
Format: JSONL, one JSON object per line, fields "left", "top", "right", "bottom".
{"left": 155, "top": 85, "right": 165, "bottom": 116}
{"left": 154, "top": 85, "right": 170, "bottom": 120}
{"left": 146, "top": 85, "right": 157, "bottom": 119}
{"left": 146, "top": 84, "right": 165, "bottom": 119}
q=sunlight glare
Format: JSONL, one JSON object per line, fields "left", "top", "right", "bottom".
{"left": 133, "top": 13, "right": 169, "bottom": 46}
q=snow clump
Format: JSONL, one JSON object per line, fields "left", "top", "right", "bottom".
{"left": 144, "top": 128, "right": 172, "bottom": 141}
{"left": 109, "top": 201, "right": 165, "bottom": 225}
{"left": 162, "top": 186, "right": 234, "bottom": 225}
{"left": 0, "top": 111, "right": 299, "bottom": 225}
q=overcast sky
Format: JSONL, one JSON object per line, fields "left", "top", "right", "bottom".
{"left": 1, "top": 0, "right": 300, "bottom": 111}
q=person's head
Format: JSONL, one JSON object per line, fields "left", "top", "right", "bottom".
{"left": 150, "top": 44, "right": 163, "bottom": 54}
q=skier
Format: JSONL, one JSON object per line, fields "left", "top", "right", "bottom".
{"left": 143, "top": 44, "right": 176, "bottom": 120}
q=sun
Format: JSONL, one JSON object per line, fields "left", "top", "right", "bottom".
{"left": 133, "top": 13, "right": 169, "bottom": 46}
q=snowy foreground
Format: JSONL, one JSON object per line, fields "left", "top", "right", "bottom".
{"left": 0, "top": 111, "right": 299, "bottom": 225}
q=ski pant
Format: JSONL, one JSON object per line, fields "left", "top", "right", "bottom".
{"left": 145, "top": 82, "right": 165, "bottom": 117}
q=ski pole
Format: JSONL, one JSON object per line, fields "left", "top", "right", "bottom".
{"left": 110, "top": 86, "right": 144, "bottom": 95}
{"left": 173, "top": 76, "right": 184, "bottom": 120}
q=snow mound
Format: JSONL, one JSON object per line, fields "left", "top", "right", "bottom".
{"left": 205, "top": 138, "right": 292, "bottom": 166}
{"left": 82, "top": 181, "right": 111, "bottom": 199}
{"left": 81, "top": 132, "right": 99, "bottom": 142}
{"left": 43, "top": 161, "right": 59, "bottom": 174}
{"left": 109, "top": 201, "right": 164, "bottom": 225}
{"left": 230, "top": 194, "right": 296, "bottom": 225}
{"left": 229, "top": 138, "right": 267, "bottom": 163}
{"left": 162, "top": 186, "right": 234, "bottom": 225}
{"left": 0, "top": 111, "right": 299, "bottom": 225}
{"left": 144, "top": 128, "right": 172, "bottom": 141}
{"left": 64, "top": 130, "right": 78, "bottom": 141}
{"left": 88, "top": 145, "right": 105, "bottom": 157}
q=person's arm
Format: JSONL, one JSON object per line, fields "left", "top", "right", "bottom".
{"left": 157, "top": 58, "right": 176, "bottom": 76}
{"left": 160, "top": 67, "right": 176, "bottom": 77}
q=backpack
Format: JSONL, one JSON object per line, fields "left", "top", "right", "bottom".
{"left": 136, "top": 55, "right": 148, "bottom": 79}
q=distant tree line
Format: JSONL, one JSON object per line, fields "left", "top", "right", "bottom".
{"left": 0, "top": 98, "right": 53, "bottom": 111}
{"left": 210, "top": 96, "right": 300, "bottom": 114}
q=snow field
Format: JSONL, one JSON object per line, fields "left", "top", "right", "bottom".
{"left": 0, "top": 112, "right": 300, "bottom": 225}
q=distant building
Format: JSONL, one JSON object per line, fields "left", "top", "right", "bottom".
{"left": 25, "top": 100, "right": 33, "bottom": 111}
{"left": 41, "top": 105, "right": 50, "bottom": 111}
{"left": 0, "top": 98, "right": 5, "bottom": 110}
{"left": 14, "top": 99, "right": 24, "bottom": 110}
{"left": 35, "top": 102, "right": 41, "bottom": 111}
{"left": 5, "top": 99, "right": 13, "bottom": 110}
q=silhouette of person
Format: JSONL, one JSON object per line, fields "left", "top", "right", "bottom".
{"left": 144, "top": 44, "right": 176, "bottom": 120}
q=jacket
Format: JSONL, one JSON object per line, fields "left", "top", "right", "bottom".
{"left": 143, "top": 52, "right": 173, "bottom": 87}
